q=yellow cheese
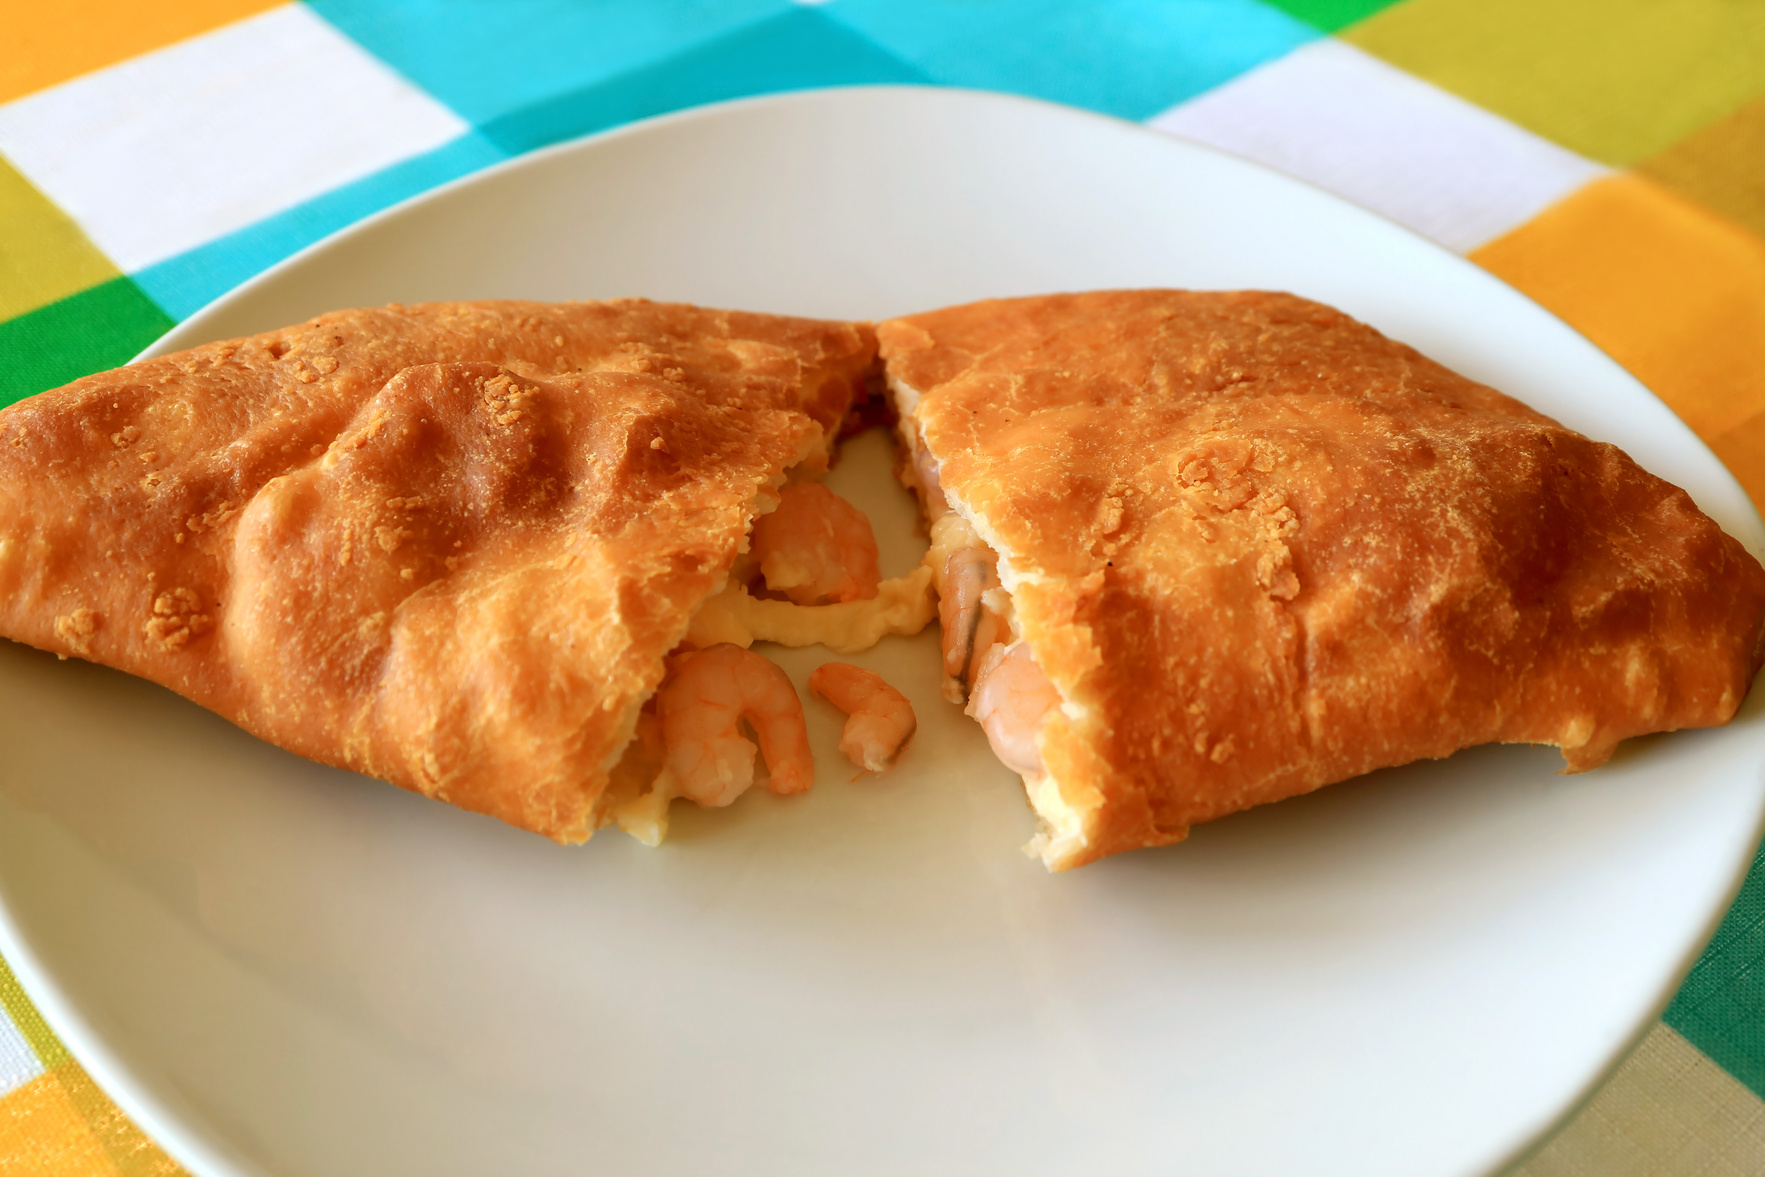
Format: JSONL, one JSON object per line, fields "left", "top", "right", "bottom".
{"left": 685, "top": 563, "right": 935, "bottom": 654}
{"left": 1024, "top": 771, "right": 1092, "bottom": 866}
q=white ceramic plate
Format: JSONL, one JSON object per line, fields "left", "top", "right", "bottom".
{"left": 2, "top": 87, "right": 1762, "bottom": 1177}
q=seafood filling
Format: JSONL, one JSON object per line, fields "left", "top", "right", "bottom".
{"left": 615, "top": 466, "right": 925, "bottom": 843}
{"left": 893, "top": 374, "right": 1080, "bottom": 861}
{"left": 656, "top": 643, "right": 815, "bottom": 806}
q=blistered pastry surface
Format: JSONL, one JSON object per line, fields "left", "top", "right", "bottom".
{"left": 0, "top": 299, "right": 874, "bottom": 841}
{"left": 879, "top": 289, "right": 1765, "bottom": 869}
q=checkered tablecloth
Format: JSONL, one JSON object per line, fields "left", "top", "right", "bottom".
{"left": 3, "top": 1, "right": 1764, "bottom": 1173}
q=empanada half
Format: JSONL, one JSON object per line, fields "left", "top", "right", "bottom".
{"left": 0, "top": 299, "right": 883, "bottom": 842}
{"left": 880, "top": 290, "right": 1765, "bottom": 870}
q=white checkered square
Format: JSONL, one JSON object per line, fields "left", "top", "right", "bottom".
{"left": 0, "top": 3, "right": 469, "bottom": 272}
{"left": 1149, "top": 38, "right": 1609, "bottom": 253}
{"left": 0, "top": 1003, "right": 43, "bottom": 1097}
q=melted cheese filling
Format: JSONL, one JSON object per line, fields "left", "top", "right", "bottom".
{"left": 613, "top": 778, "right": 671, "bottom": 847}
{"left": 601, "top": 432, "right": 937, "bottom": 845}
{"left": 602, "top": 380, "right": 1101, "bottom": 868}
{"left": 1025, "top": 773, "right": 1091, "bottom": 866}
{"left": 608, "top": 565, "right": 934, "bottom": 845}
{"left": 684, "top": 564, "right": 935, "bottom": 654}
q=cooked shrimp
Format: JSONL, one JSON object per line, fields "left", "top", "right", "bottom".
{"left": 749, "top": 482, "right": 882, "bottom": 605}
{"left": 966, "top": 641, "right": 1061, "bottom": 777}
{"left": 656, "top": 643, "right": 815, "bottom": 806}
{"left": 911, "top": 443, "right": 952, "bottom": 520}
{"left": 809, "top": 662, "right": 917, "bottom": 773}
{"left": 940, "top": 546, "right": 1004, "bottom": 699}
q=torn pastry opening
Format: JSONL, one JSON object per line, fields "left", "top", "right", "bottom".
{"left": 889, "top": 372, "right": 1099, "bottom": 869}
{"left": 596, "top": 380, "right": 935, "bottom": 847}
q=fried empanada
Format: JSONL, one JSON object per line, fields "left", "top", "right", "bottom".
{"left": 880, "top": 290, "right": 1765, "bottom": 870}
{"left": 0, "top": 299, "right": 888, "bottom": 842}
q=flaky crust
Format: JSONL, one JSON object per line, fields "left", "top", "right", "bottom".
{"left": 879, "top": 290, "right": 1765, "bottom": 869}
{"left": 0, "top": 299, "right": 874, "bottom": 841}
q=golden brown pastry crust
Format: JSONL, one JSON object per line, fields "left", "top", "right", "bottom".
{"left": 879, "top": 290, "right": 1765, "bottom": 869}
{"left": 0, "top": 299, "right": 874, "bottom": 841}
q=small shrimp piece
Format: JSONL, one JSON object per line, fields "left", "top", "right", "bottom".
{"left": 911, "top": 442, "right": 952, "bottom": 520}
{"left": 939, "top": 546, "right": 1003, "bottom": 700}
{"left": 749, "top": 482, "right": 882, "bottom": 605}
{"left": 657, "top": 643, "right": 815, "bottom": 806}
{"left": 966, "top": 642, "right": 1061, "bottom": 777}
{"left": 809, "top": 662, "right": 917, "bottom": 773}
